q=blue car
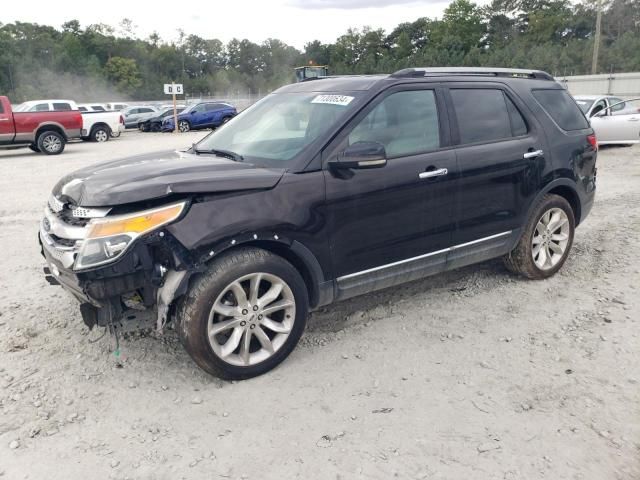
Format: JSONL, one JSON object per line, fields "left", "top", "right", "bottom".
{"left": 162, "top": 102, "right": 237, "bottom": 132}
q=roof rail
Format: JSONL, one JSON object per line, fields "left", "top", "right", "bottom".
{"left": 390, "top": 67, "right": 554, "bottom": 81}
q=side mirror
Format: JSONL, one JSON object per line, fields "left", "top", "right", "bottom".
{"left": 329, "top": 141, "right": 387, "bottom": 170}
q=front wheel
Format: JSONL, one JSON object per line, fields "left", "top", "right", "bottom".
{"left": 503, "top": 194, "right": 575, "bottom": 279}
{"left": 37, "top": 131, "right": 65, "bottom": 155}
{"left": 178, "top": 120, "right": 191, "bottom": 133}
{"left": 177, "top": 248, "right": 309, "bottom": 380}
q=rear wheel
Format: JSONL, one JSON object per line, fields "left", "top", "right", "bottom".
{"left": 177, "top": 248, "right": 309, "bottom": 380}
{"left": 91, "top": 126, "right": 110, "bottom": 142}
{"left": 503, "top": 194, "right": 575, "bottom": 279}
{"left": 37, "top": 131, "right": 65, "bottom": 155}
{"left": 110, "top": 131, "right": 121, "bottom": 138}
{"left": 221, "top": 116, "right": 232, "bottom": 124}
{"left": 178, "top": 120, "right": 191, "bottom": 133}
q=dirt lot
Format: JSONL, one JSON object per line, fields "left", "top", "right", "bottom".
{"left": 0, "top": 132, "right": 638, "bottom": 480}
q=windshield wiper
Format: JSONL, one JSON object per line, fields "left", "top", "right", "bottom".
{"left": 194, "top": 147, "right": 244, "bottom": 162}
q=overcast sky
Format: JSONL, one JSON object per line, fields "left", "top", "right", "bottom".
{"left": 2, "top": 0, "right": 490, "bottom": 49}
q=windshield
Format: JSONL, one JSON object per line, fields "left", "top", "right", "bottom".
{"left": 574, "top": 99, "right": 594, "bottom": 114}
{"left": 194, "top": 92, "right": 361, "bottom": 167}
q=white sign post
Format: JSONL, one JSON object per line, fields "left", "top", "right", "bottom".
{"left": 164, "top": 83, "right": 183, "bottom": 133}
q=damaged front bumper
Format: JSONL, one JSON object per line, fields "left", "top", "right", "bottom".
{"left": 40, "top": 219, "right": 192, "bottom": 333}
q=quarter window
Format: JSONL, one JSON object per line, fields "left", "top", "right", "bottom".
{"left": 348, "top": 90, "right": 440, "bottom": 157}
{"left": 451, "top": 89, "right": 520, "bottom": 144}
{"left": 531, "top": 89, "right": 589, "bottom": 131}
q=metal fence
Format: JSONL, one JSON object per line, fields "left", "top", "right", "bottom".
{"left": 558, "top": 72, "right": 640, "bottom": 97}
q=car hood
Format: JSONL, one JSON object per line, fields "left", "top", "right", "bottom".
{"left": 52, "top": 150, "right": 286, "bottom": 207}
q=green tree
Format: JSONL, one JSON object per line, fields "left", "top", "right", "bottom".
{"left": 104, "top": 56, "right": 142, "bottom": 92}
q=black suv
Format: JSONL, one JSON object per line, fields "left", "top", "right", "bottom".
{"left": 40, "top": 67, "right": 597, "bottom": 379}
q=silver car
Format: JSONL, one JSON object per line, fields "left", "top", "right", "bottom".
{"left": 575, "top": 95, "right": 640, "bottom": 145}
{"left": 121, "top": 106, "right": 160, "bottom": 129}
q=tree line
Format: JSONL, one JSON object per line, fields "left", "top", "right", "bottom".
{"left": 0, "top": 0, "right": 638, "bottom": 102}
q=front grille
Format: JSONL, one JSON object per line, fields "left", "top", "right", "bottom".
{"left": 49, "top": 234, "right": 77, "bottom": 248}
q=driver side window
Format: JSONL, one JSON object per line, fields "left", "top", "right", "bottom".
{"left": 348, "top": 90, "right": 440, "bottom": 158}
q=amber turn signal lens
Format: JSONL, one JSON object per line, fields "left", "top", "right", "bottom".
{"left": 87, "top": 203, "right": 185, "bottom": 239}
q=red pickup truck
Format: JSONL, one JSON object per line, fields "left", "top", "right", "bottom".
{"left": 0, "top": 96, "right": 82, "bottom": 155}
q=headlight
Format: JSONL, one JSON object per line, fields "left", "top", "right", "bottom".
{"left": 74, "top": 202, "right": 185, "bottom": 270}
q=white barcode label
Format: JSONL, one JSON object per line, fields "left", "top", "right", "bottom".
{"left": 311, "top": 95, "right": 354, "bottom": 106}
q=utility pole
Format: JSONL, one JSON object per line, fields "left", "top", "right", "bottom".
{"left": 591, "top": 0, "right": 603, "bottom": 74}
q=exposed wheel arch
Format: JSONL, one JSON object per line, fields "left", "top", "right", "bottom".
{"left": 35, "top": 124, "right": 66, "bottom": 142}
{"left": 190, "top": 238, "right": 332, "bottom": 311}
{"left": 547, "top": 185, "right": 580, "bottom": 225}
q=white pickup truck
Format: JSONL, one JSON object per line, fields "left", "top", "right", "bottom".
{"left": 13, "top": 100, "right": 125, "bottom": 142}
{"left": 78, "top": 104, "right": 125, "bottom": 141}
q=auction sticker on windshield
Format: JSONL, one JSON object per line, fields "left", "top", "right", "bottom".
{"left": 311, "top": 95, "right": 354, "bottom": 106}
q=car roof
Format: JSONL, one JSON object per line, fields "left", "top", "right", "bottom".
{"left": 22, "top": 99, "right": 76, "bottom": 104}
{"left": 574, "top": 94, "right": 621, "bottom": 100}
{"left": 276, "top": 75, "right": 389, "bottom": 93}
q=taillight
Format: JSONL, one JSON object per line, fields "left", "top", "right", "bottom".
{"left": 119, "top": 115, "right": 124, "bottom": 124}
{"left": 587, "top": 134, "right": 597, "bottom": 150}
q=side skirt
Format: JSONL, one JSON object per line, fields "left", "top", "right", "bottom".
{"left": 335, "top": 230, "right": 520, "bottom": 301}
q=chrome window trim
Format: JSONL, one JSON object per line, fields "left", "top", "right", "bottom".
{"left": 337, "top": 231, "right": 512, "bottom": 281}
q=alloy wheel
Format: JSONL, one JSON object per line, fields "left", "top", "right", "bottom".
{"left": 532, "top": 207, "right": 570, "bottom": 270}
{"left": 42, "top": 135, "right": 62, "bottom": 153}
{"left": 95, "top": 130, "right": 108, "bottom": 142}
{"left": 207, "top": 272, "right": 296, "bottom": 367}
{"left": 179, "top": 121, "right": 190, "bottom": 132}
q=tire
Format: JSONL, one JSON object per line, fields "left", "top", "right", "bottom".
{"left": 28, "top": 144, "right": 40, "bottom": 152}
{"left": 110, "top": 131, "right": 121, "bottom": 138}
{"left": 36, "top": 130, "right": 65, "bottom": 155}
{"left": 177, "top": 247, "right": 309, "bottom": 380}
{"left": 178, "top": 120, "right": 191, "bottom": 133}
{"left": 221, "top": 116, "right": 232, "bottom": 124}
{"left": 91, "top": 126, "right": 110, "bottom": 142}
{"left": 503, "top": 194, "right": 575, "bottom": 279}
{"left": 150, "top": 123, "right": 161, "bottom": 132}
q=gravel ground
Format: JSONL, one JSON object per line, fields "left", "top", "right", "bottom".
{"left": 0, "top": 132, "right": 638, "bottom": 480}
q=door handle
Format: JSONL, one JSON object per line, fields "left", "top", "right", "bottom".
{"left": 419, "top": 168, "right": 448, "bottom": 179}
{"left": 523, "top": 149, "right": 544, "bottom": 159}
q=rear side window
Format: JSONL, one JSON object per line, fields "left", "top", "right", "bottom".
{"left": 205, "top": 104, "right": 219, "bottom": 111}
{"left": 505, "top": 95, "right": 528, "bottom": 136}
{"left": 31, "top": 103, "right": 50, "bottom": 112}
{"left": 450, "top": 89, "right": 516, "bottom": 144}
{"left": 91, "top": 105, "right": 105, "bottom": 111}
{"left": 53, "top": 103, "right": 72, "bottom": 111}
{"left": 532, "top": 89, "right": 589, "bottom": 131}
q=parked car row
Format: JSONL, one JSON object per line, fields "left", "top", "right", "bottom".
{"left": 129, "top": 101, "right": 238, "bottom": 133}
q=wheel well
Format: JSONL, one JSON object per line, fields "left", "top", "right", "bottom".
{"left": 35, "top": 125, "right": 66, "bottom": 141}
{"left": 91, "top": 122, "right": 110, "bottom": 133}
{"left": 548, "top": 186, "right": 581, "bottom": 224}
{"left": 227, "top": 241, "right": 319, "bottom": 308}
